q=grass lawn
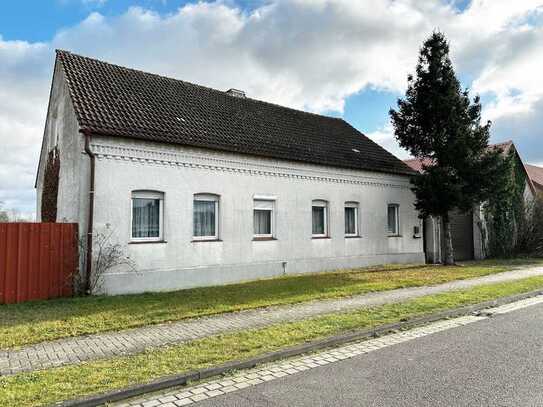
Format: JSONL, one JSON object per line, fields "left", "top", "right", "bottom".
{"left": 1, "top": 258, "right": 542, "bottom": 349}
{"left": 2, "top": 275, "right": 543, "bottom": 407}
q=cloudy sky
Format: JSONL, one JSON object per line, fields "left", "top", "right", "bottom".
{"left": 1, "top": 0, "right": 543, "bottom": 217}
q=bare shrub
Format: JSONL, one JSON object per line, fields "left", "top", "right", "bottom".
{"left": 77, "top": 226, "right": 136, "bottom": 295}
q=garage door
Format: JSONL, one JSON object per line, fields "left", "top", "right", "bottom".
{"left": 450, "top": 210, "right": 474, "bottom": 261}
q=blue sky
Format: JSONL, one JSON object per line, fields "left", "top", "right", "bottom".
{"left": 0, "top": 0, "right": 396, "bottom": 135}
{"left": 0, "top": 1, "right": 265, "bottom": 41}
{"left": 1, "top": 0, "right": 542, "bottom": 216}
{"left": 0, "top": 0, "right": 472, "bottom": 136}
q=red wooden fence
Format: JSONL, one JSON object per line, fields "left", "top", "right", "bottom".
{"left": 0, "top": 223, "right": 78, "bottom": 304}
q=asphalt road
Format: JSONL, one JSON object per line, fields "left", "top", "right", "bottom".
{"left": 198, "top": 302, "right": 543, "bottom": 407}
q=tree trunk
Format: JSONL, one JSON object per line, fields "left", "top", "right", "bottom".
{"left": 442, "top": 213, "right": 455, "bottom": 265}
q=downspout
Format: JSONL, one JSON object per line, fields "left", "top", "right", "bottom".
{"left": 82, "top": 129, "right": 95, "bottom": 295}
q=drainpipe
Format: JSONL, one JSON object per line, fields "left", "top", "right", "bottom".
{"left": 82, "top": 129, "right": 95, "bottom": 295}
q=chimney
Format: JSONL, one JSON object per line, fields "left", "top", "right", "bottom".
{"left": 226, "top": 88, "right": 246, "bottom": 98}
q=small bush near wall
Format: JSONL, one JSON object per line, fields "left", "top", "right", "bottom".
{"left": 515, "top": 194, "right": 543, "bottom": 257}
{"left": 41, "top": 147, "right": 60, "bottom": 222}
{"left": 77, "top": 226, "right": 136, "bottom": 295}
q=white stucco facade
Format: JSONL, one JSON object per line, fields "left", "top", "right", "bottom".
{"left": 36, "top": 67, "right": 425, "bottom": 296}
{"left": 36, "top": 63, "right": 90, "bottom": 276}
{"left": 38, "top": 126, "right": 426, "bottom": 295}
{"left": 85, "top": 136, "right": 424, "bottom": 294}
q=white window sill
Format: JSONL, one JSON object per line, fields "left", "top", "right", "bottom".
{"left": 129, "top": 240, "right": 167, "bottom": 244}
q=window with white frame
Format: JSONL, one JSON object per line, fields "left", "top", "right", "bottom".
{"left": 253, "top": 198, "right": 275, "bottom": 238}
{"left": 312, "top": 200, "right": 328, "bottom": 237}
{"left": 193, "top": 194, "right": 219, "bottom": 240}
{"left": 345, "top": 202, "right": 359, "bottom": 237}
{"left": 131, "top": 190, "right": 164, "bottom": 241}
{"left": 387, "top": 204, "right": 400, "bottom": 235}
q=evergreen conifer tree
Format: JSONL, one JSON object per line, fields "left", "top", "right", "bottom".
{"left": 390, "top": 32, "right": 505, "bottom": 264}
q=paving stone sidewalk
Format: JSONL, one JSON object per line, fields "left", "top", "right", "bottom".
{"left": 114, "top": 315, "right": 487, "bottom": 407}
{"left": 115, "top": 294, "right": 543, "bottom": 407}
{"left": 2, "top": 266, "right": 543, "bottom": 376}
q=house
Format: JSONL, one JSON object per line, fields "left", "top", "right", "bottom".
{"left": 35, "top": 50, "right": 424, "bottom": 295}
{"left": 404, "top": 141, "right": 536, "bottom": 263}
{"left": 526, "top": 164, "right": 543, "bottom": 193}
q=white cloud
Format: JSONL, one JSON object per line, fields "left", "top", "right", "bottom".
{"left": 473, "top": 26, "right": 543, "bottom": 119}
{"left": 365, "top": 124, "right": 411, "bottom": 161}
{"left": 454, "top": 1, "right": 543, "bottom": 124}
{"left": 1, "top": 0, "right": 543, "bottom": 215}
{"left": 0, "top": 36, "right": 51, "bottom": 217}
{"left": 487, "top": 97, "right": 543, "bottom": 164}
{"left": 49, "top": 2, "right": 432, "bottom": 112}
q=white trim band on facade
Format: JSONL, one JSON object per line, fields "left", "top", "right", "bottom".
{"left": 90, "top": 143, "right": 413, "bottom": 189}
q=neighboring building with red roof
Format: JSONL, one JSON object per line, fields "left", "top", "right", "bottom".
{"left": 404, "top": 141, "right": 536, "bottom": 263}
{"left": 526, "top": 164, "right": 543, "bottom": 193}
{"left": 403, "top": 157, "right": 433, "bottom": 174}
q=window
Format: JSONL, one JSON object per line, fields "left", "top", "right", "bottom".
{"left": 193, "top": 194, "right": 219, "bottom": 240}
{"left": 253, "top": 199, "right": 275, "bottom": 238}
{"left": 345, "top": 202, "right": 359, "bottom": 237}
{"left": 387, "top": 204, "right": 400, "bottom": 235}
{"left": 131, "top": 191, "right": 164, "bottom": 241}
{"left": 312, "top": 200, "right": 328, "bottom": 237}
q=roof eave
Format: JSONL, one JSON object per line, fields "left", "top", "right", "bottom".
{"left": 35, "top": 54, "right": 61, "bottom": 189}
{"left": 87, "top": 127, "right": 417, "bottom": 178}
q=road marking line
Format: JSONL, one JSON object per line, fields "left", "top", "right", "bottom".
{"left": 484, "top": 295, "right": 543, "bottom": 315}
{"left": 115, "top": 295, "right": 543, "bottom": 407}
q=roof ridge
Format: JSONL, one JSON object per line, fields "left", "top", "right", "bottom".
{"left": 55, "top": 49, "right": 343, "bottom": 123}
{"left": 490, "top": 140, "right": 513, "bottom": 147}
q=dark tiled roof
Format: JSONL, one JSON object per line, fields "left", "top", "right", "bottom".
{"left": 57, "top": 50, "right": 415, "bottom": 176}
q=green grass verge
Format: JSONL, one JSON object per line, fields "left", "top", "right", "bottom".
{"left": 2, "top": 259, "right": 543, "bottom": 349}
{"left": 462, "top": 258, "right": 543, "bottom": 267}
{"left": 2, "top": 275, "right": 543, "bottom": 407}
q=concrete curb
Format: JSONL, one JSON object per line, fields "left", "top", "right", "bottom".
{"left": 56, "top": 288, "right": 543, "bottom": 407}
